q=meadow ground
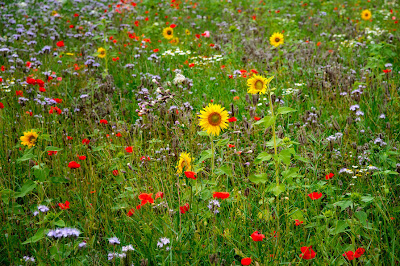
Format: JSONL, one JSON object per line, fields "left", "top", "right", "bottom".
{"left": 0, "top": 0, "right": 400, "bottom": 265}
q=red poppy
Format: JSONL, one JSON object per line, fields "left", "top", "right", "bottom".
{"left": 241, "top": 258, "right": 251, "bottom": 265}
{"left": 213, "top": 192, "right": 230, "bottom": 199}
{"left": 383, "top": 69, "right": 391, "bottom": 73}
{"left": 53, "top": 98, "right": 63, "bottom": 104}
{"left": 78, "top": 155, "right": 86, "bottom": 160}
{"left": 16, "top": 90, "right": 23, "bottom": 96}
{"left": 48, "top": 151, "right": 58, "bottom": 156}
{"left": 68, "top": 161, "right": 81, "bottom": 169}
{"left": 354, "top": 248, "right": 365, "bottom": 258}
{"left": 125, "top": 146, "right": 133, "bottom": 153}
{"left": 254, "top": 116, "right": 261, "bottom": 121}
{"left": 325, "top": 173, "right": 334, "bottom": 180}
{"left": 343, "top": 251, "right": 354, "bottom": 260}
{"left": 295, "top": 219, "right": 304, "bottom": 226}
{"left": 26, "top": 61, "right": 31, "bottom": 68}
{"left": 67, "top": 136, "right": 73, "bottom": 140}
{"left": 140, "top": 156, "right": 150, "bottom": 161}
{"left": 82, "top": 138, "right": 90, "bottom": 145}
{"left": 308, "top": 192, "right": 322, "bottom": 200}
{"left": 36, "top": 79, "right": 44, "bottom": 86}
{"left": 39, "top": 87, "right": 46, "bottom": 92}
{"left": 69, "top": 25, "right": 74, "bottom": 28}
{"left": 184, "top": 171, "right": 197, "bottom": 180}
{"left": 116, "top": 133, "right": 122, "bottom": 137}
{"left": 1, "top": 65, "right": 4, "bottom": 71}
{"left": 0, "top": 102, "right": 4, "bottom": 109}
{"left": 189, "top": 63, "right": 195, "bottom": 67}
{"left": 58, "top": 200, "right": 70, "bottom": 210}
{"left": 56, "top": 41, "right": 65, "bottom": 47}
{"left": 228, "top": 144, "right": 235, "bottom": 148}
{"left": 250, "top": 69, "right": 258, "bottom": 74}
{"left": 228, "top": 117, "right": 237, "bottom": 122}
{"left": 74, "top": 13, "right": 79, "bottom": 17}
{"left": 100, "top": 119, "right": 108, "bottom": 124}
{"left": 153, "top": 48, "right": 159, "bottom": 53}
{"left": 180, "top": 203, "right": 190, "bottom": 214}
{"left": 139, "top": 193, "right": 154, "bottom": 205}
{"left": 112, "top": 170, "right": 119, "bottom": 176}
{"left": 127, "top": 208, "right": 135, "bottom": 217}
{"left": 26, "top": 77, "right": 36, "bottom": 85}
{"left": 155, "top": 191, "right": 164, "bottom": 199}
{"left": 170, "top": 23, "right": 177, "bottom": 28}
{"left": 250, "top": 231, "right": 265, "bottom": 241}
{"left": 299, "top": 246, "right": 316, "bottom": 260}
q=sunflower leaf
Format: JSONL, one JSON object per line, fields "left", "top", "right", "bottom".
{"left": 276, "top": 107, "right": 297, "bottom": 115}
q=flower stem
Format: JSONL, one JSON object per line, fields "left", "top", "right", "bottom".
{"left": 210, "top": 135, "right": 215, "bottom": 176}
{"left": 269, "top": 92, "right": 279, "bottom": 184}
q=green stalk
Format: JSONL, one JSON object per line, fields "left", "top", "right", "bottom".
{"left": 210, "top": 135, "right": 215, "bottom": 176}
{"left": 268, "top": 92, "right": 279, "bottom": 184}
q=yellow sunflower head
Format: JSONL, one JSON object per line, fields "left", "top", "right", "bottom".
{"left": 247, "top": 75, "right": 274, "bottom": 95}
{"left": 97, "top": 47, "right": 106, "bottom": 58}
{"left": 270, "top": 32, "right": 284, "bottom": 47}
{"left": 361, "top": 9, "right": 371, "bottom": 21}
{"left": 176, "top": 152, "right": 192, "bottom": 174}
{"left": 198, "top": 103, "right": 229, "bottom": 136}
{"left": 185, "top": 29, "right": 191, "bottom": 35}
{"left": 162, "top": 27, "right": 174, "bottom": 40}
{"left": 20, "top": 130, "right": 39, "bottom": 148}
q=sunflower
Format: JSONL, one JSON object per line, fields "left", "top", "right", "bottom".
{"left": 97, "top": 47, "right": 106, "bottom": 58}
{"left": 361, "top": 9, "right": 371, "bottom": 21}
{"left": 176, "top": 152, "right": 192, "bottom": 174}
{"left": 20, "top": 130, "right": 39, "bottom": 148}
{"left": 162, "top": 27, "right": 174, "bottom": 40}
{"left": 198, "top": 103, "right": 229, "bottom": 136}
{"left": 269, "top": 32, "right": 284, "bottom": 47}
{"left": 247, "top": 75, "right": 274, "bottom": 95}
{"left": 185, "top": 29, "right": 191, "bottom": 35}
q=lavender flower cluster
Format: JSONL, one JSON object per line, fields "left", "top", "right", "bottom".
{"left": 47, "top": 227, "right": 80, "bottom": 238}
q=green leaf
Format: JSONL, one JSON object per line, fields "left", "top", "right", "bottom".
{"left": 249, "top": 173, "right": 269, "bottom": 184}
{"left": 276, "top": 107, "right": 297, "bottom": 115}
{"left": 281, "top": 167, "right": 303, "bottom": 183}
{"left": 330, "top": 220, "right": 349, "bottom": 235}
{"left": 334, "top": 200, "right": 353, "bottom": 211}
{"left": 33, "top": 168, "right": 50, "bottom": 182}
{"left": 289, "top": 209, "right": 305, "bottom": 221}
{"left": 215, "top": 165, "right": 232, "bottom": 176}
{"left": 279, "top": 149, "right": 292, "bottom": 165}
{"left": 293, "top": 154, "right": 309, "bottom": 163}
{"left": 254, "top": 152, "right": 272, "bottom": 164}
{"left": 197, "top": 131, "right": 209, "bottom": 136}
{"left": 45, "top": 146, "right": 63, "bottom": 152}
{"left": 51, "top": 218, "right": 65, "bottom": 227}
{"left": 254, "top": 115, "right": 276, "bottom": 129}
{"left": 17, "top": 149, "right": 35, "bottom": 162}
{"left": 355, "top": 211, "right": 367, "bottom": 225}
{"left": 14, "top": 180, "right": 36, "bottom": 198}
{"left": 22, "top": 228, "right": 47, "bottom": 244}
{"left": 216, "top": 138, "right": 229, "bottom": 147}
{"left": 197, "top": 149, "right": 213, "bottom": 164}
{"left": 40, "top": 134, "right": 51, "bottom": 141}
{"left": 269, "top": 183, "right": 286, "bottom": 196}
{"left": 361, "top": 195, "right": 374, "bottom": 203}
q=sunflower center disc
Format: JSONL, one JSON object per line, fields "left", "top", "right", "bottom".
{"left": 275, "top": 38, "right": 280, "bottom": 43}
{"left": 255, "top": 80, "right": 264, "bottom": 91}
{"left": 28, "top": 135, "right": 36, "bottom": 143}
{"left": 167, "top": 31, "right": 172, "bottom": 35}
{"left": 208, "top": 112, "right": 222, "bottom": 126}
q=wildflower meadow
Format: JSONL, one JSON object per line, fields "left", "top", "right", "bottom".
{"left": 1, "top": 0, "right": 400, "bottom": 265}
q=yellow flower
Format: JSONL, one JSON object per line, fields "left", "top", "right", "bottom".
{"left": 269, "top": 32, "right": 284, "bottom": 47}
{"left": 247, "top": 75, "right": 274, "bottom": 95}
{"left": 185, "top": 29, "right": 191, "bottom": 35}
{"left": 51, "top": 10, "right": 58, "bottom": 16}
{"left": 361, "top": 9, "right": 371, "bottom": 21}
{"left": 97, "top": 47, "right": 106, "bottom": 58}
{"left": 176, "top": 152, "right": 192, "bottom": 174}
{"left": 198, "top": 103, "right": 229, "bottom": 136}
{"left": 162, "top": 27, "right": 174, "bottom": 40}
{"left": 169, "top": 37, "right": 179, "bottom": 45}
{"left": 20, "top": 130, "right": 39, "bottom": 148}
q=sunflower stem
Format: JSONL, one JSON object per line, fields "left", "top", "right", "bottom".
{"left": 269, "top": 92, "right": 279, "bottom": 184}
{"left": 210, "top": 135, "right": 215, "bottom": 176}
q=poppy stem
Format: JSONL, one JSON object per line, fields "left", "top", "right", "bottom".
{"left": 268, "top": 91, "right": 279, "bottom": 184}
